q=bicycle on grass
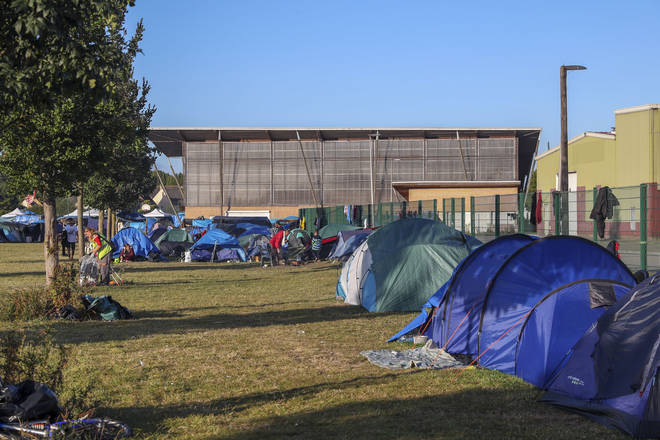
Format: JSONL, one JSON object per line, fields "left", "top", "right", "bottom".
{"left": 0, "top": 417, "right": 131, "bottom": 439}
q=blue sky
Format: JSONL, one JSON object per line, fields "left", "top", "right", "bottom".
{"left": 126, "top": 1, "right": 660, "bottom": 172}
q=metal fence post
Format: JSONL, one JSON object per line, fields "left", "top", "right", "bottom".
{"left": 418, "top": 200, "right": 423, "bottom": 217}
{"left": 495, "top": 195, "right": 500, "bottom": 237}
{"left": 592, "top": 187, "right": 598, "bottom": 241}
{"left": 461, "top": 198, "right": 465, "bottom": 232}
{"left": 470, "top": 196, "right": 476, "bottom": 236}
{"left": 367, "top": 204, "right": 373, "bottom": 227}
{"left": 554, "top": 192, "right": 561, "bottom": 235}
{"left": 402, "top": 201, "right": 407, "bottom": 218}
{"left": 442, "top": 199, "right": 446, "bottom": 223}
{"left": 433, "top": 199, "right": 437, "bottom": 220}
{"left": 451, "top": 198, "right": 456, "bottom": 228}
{"left": 518, "top": 193, "right": 525, "bottom": 234}
{"left": 641, "top": 184, "right": 647, "bottom": 271}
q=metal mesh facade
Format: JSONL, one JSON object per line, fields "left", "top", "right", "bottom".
{"left": 185, "top": 137, "right": 518, "bottom": 207}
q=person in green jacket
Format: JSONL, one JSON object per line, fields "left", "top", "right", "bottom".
{"left": 85, "top": 227, "right": 113, "bottom": 285}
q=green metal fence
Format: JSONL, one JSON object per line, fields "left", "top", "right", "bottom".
{"left": 299, "top": 183, "right": 660, "bottom": 271}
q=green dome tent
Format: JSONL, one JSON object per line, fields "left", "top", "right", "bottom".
{"left": 337, "top": 218, "right": 481, "bottom": 312}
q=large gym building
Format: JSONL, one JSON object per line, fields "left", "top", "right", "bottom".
{"left": 148, "top": 127, "right": 541, "bottom": 219}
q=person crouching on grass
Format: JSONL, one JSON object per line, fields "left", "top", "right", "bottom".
{"left": 84, "top": 227, "right": 113, "bottom": 285}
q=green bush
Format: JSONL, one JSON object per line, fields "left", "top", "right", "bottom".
{"left": 0, "top": 286, "right": 50, "bottom": 321}
{"left": 0, "top": 263, "right": 88, "bottom": 322}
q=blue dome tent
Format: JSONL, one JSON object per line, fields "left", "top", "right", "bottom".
{"left": 389, "top": 235, "right": 635, "bottom": 388}
{"left": 189, "top": 229, "right": 246, "bottom": 262}
{"left": 389, "top": 234, "right": 536, "bottom": 344}
{"left": 541, "top": 273, "right": 660, "bottom": 438}
{"left": 111, "top": 227, "right": 160, "bottom": 259}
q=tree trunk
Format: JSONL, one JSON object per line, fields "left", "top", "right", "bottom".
{"left": 106, "top": 208, "right": 112, "bottom": 237}
{"left": 42, "top": 191, "right": 58, "bottom": 285}
{"left": 77, "top": 191, "right": 84, "bottom": 259}
{"left": 98, "top": 209, "right": 105, "bottom": 235}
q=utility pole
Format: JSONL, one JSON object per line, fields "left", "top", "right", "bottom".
{"left": 560, "top": 64, "right": 586, "bottom": 234}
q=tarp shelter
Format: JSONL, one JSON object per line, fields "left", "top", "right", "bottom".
{"left": 337, "top": 218, "right": 481, "bottom": 312}
{"left": 154, "top": 228, "right": 194, "bottom": 259}
{"left": 61, "top": 208, "right": 99, "bottom": 218}
{"left": 143, "top": 208, "right": 171, "bottom": 218}
{"left": 390, "top": 234, "right": 635, "bottom": 388}
{"left": 117, "top": 211, "right": 145, "bottom": 222}
{"left": 0, "top": 218, "right": 25, "bottom": 242}
{"left": 189, "top": 229, "right": 246, "bottom": 262}
{"left": 328, "top": 229, "right": 372, "bottom": 260}
{"left": 318, "top": 224, "right": 362, "bottom": 240}
{"left": 1, "top": 208, "right": 36, "bottom": 219}
{"left": 541, "top": 273, "right": 660, "bottom": 438}
{"left": 60, "top": 208, "right": 98, "bottom": 229}
{"left": 110, "top": 227, "right": 160, "bottom": 259}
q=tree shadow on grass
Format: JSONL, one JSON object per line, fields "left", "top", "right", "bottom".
{"left": 0, "top": 272, "right": 45, "bottom": 278}
{"left": 101, "top": 370, "right": 426, "bottom": 434}
{"left": 50, "top": 304, "right": 389, "bottom": 344}
{"left": 124, "top": 263, "right": 261, "bottom": 273}
{"left": 103, "top": 373, "right": 620, "bottom": 439}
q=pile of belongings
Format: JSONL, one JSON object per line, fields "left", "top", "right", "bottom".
{"left": 0, "top": 380, "right": 60, "bottom": 422}
{"left": 81, "top": 295, "right": 133, "bottom": 321}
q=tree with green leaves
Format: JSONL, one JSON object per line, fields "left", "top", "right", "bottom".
{"left": 0, "top": 173, "right": 22, "bottom": 213}
{"left": 83, "top": 79, "right": 157, "bottom": 215}
{"left": 0, "top": 0, "right": 148, "bottom": 283}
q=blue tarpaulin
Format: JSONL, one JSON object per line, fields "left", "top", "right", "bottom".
{"left": 111, "top": 227, "right": 160, "bottom": 259}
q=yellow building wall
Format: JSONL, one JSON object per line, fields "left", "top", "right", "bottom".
{"left": 614, "top": 111, "right": 652, "bottom": 186}
{"left": 536, "top": 136, "right": 616, "bottom": 192}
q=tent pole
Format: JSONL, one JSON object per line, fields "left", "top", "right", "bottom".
{"left": 166, "top": 154, "right": 185, "bottom": 202}
{"left": 155, "top": 167, "right": 182, "bottom": 227}
{"left": 296, "top": 131, "right": 320, "bottom": 208}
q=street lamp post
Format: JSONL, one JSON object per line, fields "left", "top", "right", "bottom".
{"left": 560, "top": 64, "right": 586, "bottom": 234}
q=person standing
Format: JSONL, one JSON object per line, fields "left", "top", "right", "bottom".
{"left": 64, "top": 220, "right": 78, "bottom": 259}
{"left": 59, "top": 219, "right": 68, "bottom": 256}
{"left": 84, "top": 227, "right": 113, "bottom": 285}
{"left": 310, "top": 230, "right": 322, "bottom": 262}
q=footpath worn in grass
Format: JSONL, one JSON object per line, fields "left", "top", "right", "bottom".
{"left": 0, "top": 244, "right": 626, "bottom": 439}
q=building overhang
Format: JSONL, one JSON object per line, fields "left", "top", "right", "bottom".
{"left": 392, "top": 180, "right": 521, "bottom": 190}
{"left": 148, "top": 127, "right": 541, "bottom": 158}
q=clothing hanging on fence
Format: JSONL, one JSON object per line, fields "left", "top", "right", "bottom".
{"left": 590, "top": 187, "right": 620, "bottom": 239}
{"left": 530, "top": 192, "right": 538, "bottom": 225}
{"left": 535, "top": 191, "right": 543, "bottom": 224}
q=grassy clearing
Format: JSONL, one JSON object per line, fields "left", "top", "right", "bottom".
{"left": 0, "top": 243, "right": 626, "bottom": 439}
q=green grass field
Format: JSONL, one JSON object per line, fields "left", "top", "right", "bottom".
{"left": 0, "top": 244, "right": 626, "bottom": 439}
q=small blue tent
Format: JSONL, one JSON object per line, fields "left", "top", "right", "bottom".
{"left": 328, "top": 229, "right": 372, "bottom": 260}
{"left": 111, "top": 227, "right": 160, "bottom": 259}
{"left": 390, "top": 235, "right": 635, "bottom": 388}
{"left": 189, "top": 229, "right": 246, "bottom": 262}
{"left": 541, "top": 273, "right": 660, "bottom": 438}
